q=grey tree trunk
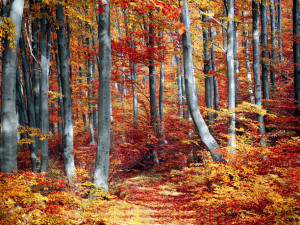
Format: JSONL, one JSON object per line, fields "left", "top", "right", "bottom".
{"left": 227, "top": 0, "right": 236, "bottom": 152}
{"left": 149, "top": 11, "right": 159, "bottom": 137}
{"left": 181, "top": 0, "right": 224, "bottom": 163}
{"left": 242, "top": 11, "right": 255, "bottom": 104}
{"left": 253, "top": 0, "right": 266, "bottom": 139}
{"left": 86, "top": 38, "right": 95, "bottom": 145}
{"left": 277, "top": 0, "right": 283, "bottom": 62}
{"left": 294, "top": 0, "right": 300, "bottom": 114}
{"left": 175, "top": 55, "right": 184, "bottom": 117}
{"left": 203, "top": 13, "right": 214, "bottom": 127}
{"left": 0, "top": 0, "right": 24, "bottom": 173}
{"left": 132, "top": 63, "right": 138, "bottom": 126}
{"left": 270, "top": 0, "right": 277, "bottom": 89}
{"left": 30, "top": 0, "right": 41, "bottom": 130}
{"left": 40, "top": 13, "right": 51, "bottom": 172}
{"left": 93, "top": 0, "right": 111, "bottom": 192}
{"left": 20, "top": 30, "right": 38, "bottom": 172}
{"left": 261, "top": 0, "right": 270, "bottom": 100}
{"left": 56, "top": 1, "right": 76, "bottom": 179}
{"left": 159, "top": 66, "right": 165, "bottom": 137}
{"left": 210, "top": 27, "right": 219, "bottom": 119}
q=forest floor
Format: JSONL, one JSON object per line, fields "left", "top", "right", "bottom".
{"left": 105, "top": 171, "right": 198, "bottom": 225}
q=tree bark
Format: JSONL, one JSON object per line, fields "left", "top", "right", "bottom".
{"left": 203, "top": 13, "right": 214, "bottom": 127}
{"left": 227, "top": 0, "right": 236, "bottom": 152}
{"left": 40, "top": 12, "right": 51, "bottom": 172}
{"left": 94, "top": 0, "right": 111, "bottom": 192}
{"left": 20, "top": 30, "right": 38, "bottom": 172}
{"left": 181, "top": 0, "right": 224, "bottom": 163}
{"left": 294, "top": 0, "right": 300, "bottom": 114}
{"left": 270, "top": 0, "right": 277, "bottom": 89}
{"left": 0, "top": 0, "right": 24, "bottom": 173}
{"left": 56, "top": 1, "right": 76, "bottom": 179}
{"left": 260, "top": 0, "right": 270, "bottom": 100}
{"left": 253, "top": 0, "right": 266, "bottom": 140}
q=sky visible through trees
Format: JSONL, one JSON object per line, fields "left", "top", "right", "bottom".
{"left": 0, "top": 0, "right": 299, "bottom": 224}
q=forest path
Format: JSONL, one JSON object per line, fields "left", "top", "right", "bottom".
{"left": 103, "top": 172, "right": 199, "bottom": 225}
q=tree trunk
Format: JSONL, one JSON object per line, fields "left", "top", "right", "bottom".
{"left": 227, "top": 0, "right": 236, "bottom": 152}
{"left": 40, "top": 12, "right": 51, "bottom": 172}
{"left": 94, "top": 1, "right": 111, "bottom": 192}
{"left": 20, "top": 30, "right": 38, "bottom": 172}
{"left": 277, "top": 0, "right": 283, "bottom": 62}
{"left": 86, "top": 38, "right": 95, "bottom": 145}
{"left": 270, "top": 0, "right": 277, "bottom": 89}
{"left": 181, "top": 0, "right": 224, "bottom": 163}
{"left": 203, "top": 13, "right": 214, "bottom": 127}
{"left": 294, "top": 0, "right": 300, "bottom": 114}
{"left": 0, "top": 0, "right": 24, "bottom": 173}
{"left": 253, "top": 0, "right": 266, "bottom": 140}
{"left": 261, "top": 0, "right": 270, "bottom": 100}
{"left": 175, "top": 55, "right": 184, "bottom": 117}
{"left": 56, "top": 1, "right": 76, "bottom": 179}
{"left": 242, "top": 11, "right": 255, "bottom": 104}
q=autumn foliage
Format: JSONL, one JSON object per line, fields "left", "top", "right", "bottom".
{"left": 0, "top": 0, "right": 300, "bottom": 224}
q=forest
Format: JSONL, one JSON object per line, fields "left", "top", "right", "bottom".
{"left": 0, "top": 0, "right": 299, "bottom": 224}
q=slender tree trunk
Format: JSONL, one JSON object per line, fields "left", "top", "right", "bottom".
{"left": 159, "top": 66, "right": 165, "bottom": 137}
{"left": 39, "top": 9, "right": 51, "bottom": 173}
{"left": 132, "top": 63, "right": 138, "bottom": 126}
{"left": 261, "top": 0, "right": 270, "bottom": 99}
{"left": 242, "top": 11, "right": 255, "bottom": 104}
{"left": 31, "top": 0, "right": 41, "bottom": 130}
{"left": 94, "top": 1, "right": 111, "bottom": 192}
{"left": 253, "top": 0, "right": 266, "bottom": 140}
{"left": 210, "top": 27, "right": 219, "bottom": 119}
{"left": 270, "top": 0, "right": 277, "bottom": 89}
{"left": 203, "top": 13, "right": 214, "bottom": 127}
{"left": 294, "top": 0, "right": 300, "bottom": 114}
{"left": 56, "top": 1, "right": 76, "bottom": 179}
{"left": 175, "top": 55, "right": 184, "bottom": 117}
{"left": 227, "top": 0, "right": 236, "bottom": 152}
{"left": 86, "top": 38, "right": 95, "bottom": 145}
{"left": 181, "top": 0, "right": 224, "bottom": 163}
{"left": 0, "top": 0, "right": 24, "bottom": 173}
{"left": 20, "top": 30, "right": 38, "bottom": 172}
{"left": 277, "top": 0, "right": 283, "bottom": 62}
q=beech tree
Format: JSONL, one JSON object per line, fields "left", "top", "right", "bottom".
{"left": 294, "top": 0, "right": 300, "bottom": 115}
{"left": 253, "top": 0, "right": 266, "bottom": 140}
{"left": 94, "top": 0, "right": 111, "bottom": 192}
{"left": 56, "top": 1, "right": 76, "bottom": 179}
{"left": 180, "top": 0, "right": 224, "bottom": 163}
{"left": 0, "top": 0, "right": 24, "bottom": 173}
{"left": 227, "top": 0, "right": 236, "bottom": 151}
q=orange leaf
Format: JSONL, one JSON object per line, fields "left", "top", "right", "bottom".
{"left": 180, "top": 1, "right": 184, "bottom": 7}
{"left": 178, "top": 25, "right": 185, "bottom": 35}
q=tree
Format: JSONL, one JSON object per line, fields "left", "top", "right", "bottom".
{"left": 261, "top": 0, "right": 270, "bottom": 99}
{"left": 227, "top": 0, "right": 236, "bottom": 152}
{"left": 253, "top": 0, "right": 266, "bottom": 141}
{"left": 0, "top": 0, "right": 24, "bottom": 173}
{"left": 293, "top": 0, "right": 300, "bottom": 115}
{"left": 40, "top": 7, "right": 51, "bottom": 172}
{"left": 180, "top": 0, "right": 224, "bottom": 163}
{"left": 56, "top": 1, "right": 76, "bottom": 179}
{"left": 94, "top": 0, "right": 111, "bottom": 192}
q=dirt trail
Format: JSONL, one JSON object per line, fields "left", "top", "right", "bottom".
{"left": 102, "top": 173, "right": 198, "bottom": 225}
